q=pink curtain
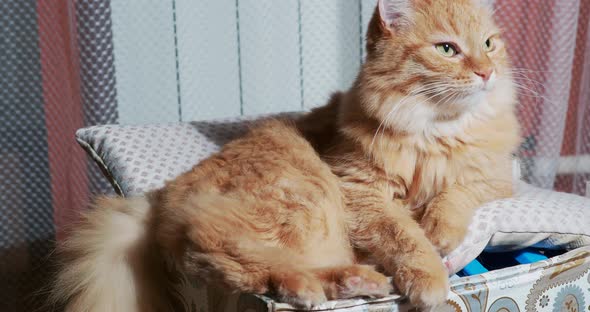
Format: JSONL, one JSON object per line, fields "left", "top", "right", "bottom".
{"left": 496, "top": 0, "right": 590, "bottom": 194}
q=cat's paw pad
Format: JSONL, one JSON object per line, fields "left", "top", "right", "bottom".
{"left": 272, "top": 271, "right": 327, "bottom": 308}
{"left": 337, "top": 265, "right": 393, "bottom": 299}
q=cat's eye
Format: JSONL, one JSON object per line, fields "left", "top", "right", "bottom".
{"left": 484, "top": 37, "right": 495, "bottom": 52}
{"left": 435, "top": 43, "right": 458, "bottom": 57}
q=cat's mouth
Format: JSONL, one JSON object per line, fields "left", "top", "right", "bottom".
{"left": 480, "top": 80, "right": 496, "bottom": 92}
{"left": 459, "top": 78, "right": 497, "bottom": 100}
{"left": 478, "top": 71, "right": 497, "bottom": 91}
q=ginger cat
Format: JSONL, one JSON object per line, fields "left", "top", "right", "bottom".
{"left": 311, "top": 0, "right": 520, "bottom": 306}
{"left": 51, "top": 0, "right": 520, "bottom": 310}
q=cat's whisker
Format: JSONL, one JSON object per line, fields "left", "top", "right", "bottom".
{"left": 512, "top": 86, "right": 549, "bottom": 102}
{"left": 369, "top": 84, "right": 451, "bottom": 153}
{"left": 509, "top": 74, "right": 546, "bottom": 92}
{"left": 430, "top": 89, "right": 459, "bottom": 108}
{"left": 416, "top": 82, "right": 462, "bottom": 95}
{"left": 508, "top": 67, "right": 555, "bottom": 74}
{"left": 490, "top": 2, "right": 509, "bottom": 17}
{"left": 509, "top": 79, "right": 546, "bottom": 96}
{"left": 368, "top": 78, "right": 481, "bottom": 154}
{"left": 450, "top": 90, "right": 465, "bottom": 107}
{"left": 369, "top": 87, "right": 423, "bottom": 153}
{"left": 369, "top": 84, "right": 446, "bottom": 137}
{"left": 508, "top": 71, "right": 553, "bottom": 93}
{"left": 380, "top": 89, "right": 452, "bottom": 147}
{"left": 507, "top": 70, "right": 546, "bottom": 80}
{"left": 510, "top": 81, "right": 559, "bottom": 107}
{"left": 371, "top": 89, "right": 428, "bottom": 150}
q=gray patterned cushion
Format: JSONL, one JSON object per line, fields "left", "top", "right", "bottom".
{"left": 77, "top": 118, "right": 255, "bottom": 196}
{"left": 445, "top": 181, "right": 590, "bottom": 273}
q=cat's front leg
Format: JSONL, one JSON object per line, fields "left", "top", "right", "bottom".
{"left": 420, "top": 180, "right": 513, "bottom": 256}
{"left": 343, "top": 185, "right": 449, "bottom": 308}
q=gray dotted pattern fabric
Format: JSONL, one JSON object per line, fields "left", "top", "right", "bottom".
{"left": 75, "top": 0, "right": 120, "bottom": 196}
{"left": 0, "top": 2, "right": 55, "bottom": 311}
{"left": 76, "top": 115, "right": 295, "bottom": 196}
{"left": 76, "top": 116, "right": 590, "bottom": 273}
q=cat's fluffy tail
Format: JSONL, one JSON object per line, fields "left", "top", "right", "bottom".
{"left": 50, "top": 195, "right": 172, "bottom": 312}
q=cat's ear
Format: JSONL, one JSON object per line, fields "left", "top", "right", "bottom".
{"left": 377, "top": 0, "right": 413, "bottom": 31}
{"left": 366, "top": 0, "right": 413, "bottom": 55}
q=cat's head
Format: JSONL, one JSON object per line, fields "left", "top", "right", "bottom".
{"left": 361, "top": 0, "right": 515, "bottom": 135}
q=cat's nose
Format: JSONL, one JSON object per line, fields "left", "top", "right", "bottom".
{"left": 474, "top": 68, "right": 494, "bottom": 82}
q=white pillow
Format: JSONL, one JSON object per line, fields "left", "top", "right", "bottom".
{"left": 76, "top": 115, "right": 590, "bottom": 273}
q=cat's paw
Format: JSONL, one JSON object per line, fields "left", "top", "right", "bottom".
{"left": 333, "top": 265, "right": 393, "bottom": 299}
{"left": 271, "top": 270, "right": 327, "bottom": 309}
{"left": 398, "top": 262, "right": 450, "bottom": 308}
{"left": 421, "top": 218, "right": 468, "bottom": 256}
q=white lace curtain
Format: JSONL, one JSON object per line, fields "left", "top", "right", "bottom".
{"left": 494, "top": 0, "right": 590, "bottom": 195}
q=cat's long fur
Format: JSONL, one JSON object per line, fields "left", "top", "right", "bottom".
{"left": 51, "top": 0, "right": 520, "bottom": 310}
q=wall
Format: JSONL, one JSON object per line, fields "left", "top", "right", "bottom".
{"left": 106, "top": 0, "right": 379, "bottom": 124}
